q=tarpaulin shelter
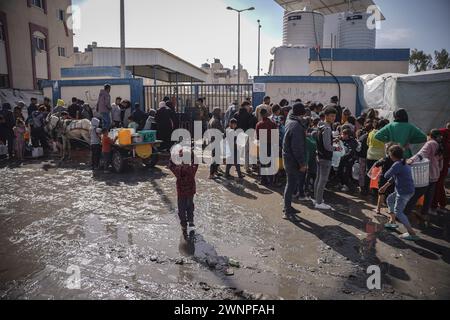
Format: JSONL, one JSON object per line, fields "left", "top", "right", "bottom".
{"left": 353, "top": 69, "right": 450, "bottom": 134}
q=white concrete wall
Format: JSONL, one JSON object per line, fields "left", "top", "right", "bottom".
{"left": 265, "top": 82, "right": 357, "bottom": 114}
{"left": 61, "top": 85, "right": 131, "bottom": 108}
{"left": 272, "top": 47, "right": 310, "bottom": 76}
{"left": 43, "top": 87, "right": 52, "bottom": 101}
{"left": 35, "top": 50, "right": 48, "bottom": 79}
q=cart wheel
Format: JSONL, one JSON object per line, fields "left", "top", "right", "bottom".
{"left": 144, "top": 148, "right": 159, "bottom": 168}
{"left": 112, "top": 150, "right": 126, "bottom": 173}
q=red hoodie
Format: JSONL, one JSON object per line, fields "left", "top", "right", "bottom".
{"left": 169, "top": 161, "right": 199, "bottom": 198}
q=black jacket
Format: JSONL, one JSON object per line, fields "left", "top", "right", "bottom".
{"left": 234, "top": 108, "right": 251, "bottom": 131}
{"left": 282, "top": 113, "right": 308, "bottom": 170}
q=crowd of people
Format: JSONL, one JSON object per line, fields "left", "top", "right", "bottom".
{"left": 1, "top": 85, "right": 449, "bottom": 241}
{"left": 0, "top": 84, "right": 179, "bottom": 163}
{"left": 0, "top": 98, "right": 54, "bottom": 160}
{"left": 169, "top": 95, "right": 450, "bottom": 240}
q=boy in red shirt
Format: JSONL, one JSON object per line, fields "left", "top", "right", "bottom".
{"left": 169, "top": 148, "right": 199, "bottom": 235}
{"left": 101, "top": 128, "right": 117, "bottom": 173}
{"left": 256, "top": 109, "right": 277, "bottom": 185}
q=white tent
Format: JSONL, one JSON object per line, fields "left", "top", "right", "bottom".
{"left": 354, "top": 69, "right": 450, "bottom": 134}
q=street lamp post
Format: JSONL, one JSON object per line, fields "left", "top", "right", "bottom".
{"left": 120, "top": 0, "right": 126, "bottom": 78}
{"left": 257, "top": 19, "right": 261, "bottom": 76}
{"left": 227, "top": 6, "right": 255, "bottom": 98}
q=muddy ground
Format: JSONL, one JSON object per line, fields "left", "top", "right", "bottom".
{"left": 1, "top": 150, "right": 449, "bottom": 300}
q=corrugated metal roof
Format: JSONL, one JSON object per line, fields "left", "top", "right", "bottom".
{"left": 274, "top": 0, "right": 385, "bottom": 19}
{"left": 91, "top": 47, "right": 207, "bottom": 83}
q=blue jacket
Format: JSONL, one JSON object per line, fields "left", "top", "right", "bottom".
{"left": 384, "top": 161, "right": 415, "bottom": 195}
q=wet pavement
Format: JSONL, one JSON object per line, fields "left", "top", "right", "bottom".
{"left": 1, "top": 150, "right": 450, "bottom": 300}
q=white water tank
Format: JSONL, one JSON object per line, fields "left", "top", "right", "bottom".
{"left": 339, "top": 12, "right": 376, "bottom": 49}
{"left": 283, "top": 9, "right": 324, "bottom": 48}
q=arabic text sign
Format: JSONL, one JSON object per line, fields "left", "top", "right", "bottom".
{"left": 265, "top": 82, "right": 357, "bottom": 114}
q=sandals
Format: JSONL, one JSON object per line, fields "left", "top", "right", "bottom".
{"left": 400, "top": 233, "right": 420, "bottom": 241}
{"left": 385, "top": 223, "right": 399, "bottom": 230}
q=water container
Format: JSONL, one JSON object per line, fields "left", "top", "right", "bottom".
{"left": 410, "top": 159, "right": 430, "bottom": 188}
{"left": 283, "top": 10, "right": 324, "bottom": 47}
{"left": 352, "top": 162, "right": 360, "bottom": 181}
{"left": 132, "top": 134, "right": 144, "bottom": 144}
{"left": 339, "top": 12, "right": 376, "bottom": 49}
{"left": 139, "top": 130, "right": 157, "bottom": 143}
{"left": 118, "top": 129, "right": 132, "bottom": 145}
{"left": 109, "top": 128, "right": 120, "bottom": 140}
{"left": 332, "top": 141, "right": 345, "bottom": 168}
{"left": 0, "top": 144, "right": 7, "bottom": 156}
{"left": 32, "top": 147, "right": 43, "bottom": 158}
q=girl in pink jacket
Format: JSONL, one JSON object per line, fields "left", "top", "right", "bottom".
{"left": 404, "top": 129, "right": 443, "bottom": 222}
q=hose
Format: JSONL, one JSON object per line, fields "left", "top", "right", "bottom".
{"left": 308, "top": 69, "right": 341, "bottom": 104}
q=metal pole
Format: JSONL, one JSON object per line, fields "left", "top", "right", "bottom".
{"left": 153, "top": 66, "right": 157, "bottom": 110}
{"left": 257, "top": 20, "right": 261, "bottom": 76}
{"left": 120, "top": 0, "right": 126, "bottom": 78}
{"left": 237, "top": 11, "right": 241, "bottom": 98}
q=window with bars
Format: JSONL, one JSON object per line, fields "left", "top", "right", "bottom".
{"left": 58, "top": 9, "right": 65, "bottom": 22}
{"left": 32, "top": 0, "right": 44, "bottom": 9}
{"left": 0, "top": 74, "right": 9, "bottom": 88}
{"left": 58, "top": 47, "right": 66, "bottom": 57}
{"left": 0, "top": 23, "right": 5, "bottom": 41}
{"left": 34, "top": 36, "right": 47, "bottom": 51}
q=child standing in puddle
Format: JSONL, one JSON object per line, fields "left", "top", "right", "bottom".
{"left": 169, "top": 147, "right": 199, "bottom": 235}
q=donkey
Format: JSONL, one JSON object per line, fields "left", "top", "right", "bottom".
{"left": 46, "top": 114, "right": 91, "bottom": 160}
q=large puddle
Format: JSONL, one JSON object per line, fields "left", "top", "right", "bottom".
{"left": 1, "top": 154, "right": 449, "bottom": 299}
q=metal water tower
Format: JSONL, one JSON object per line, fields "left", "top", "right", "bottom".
{"left": 338, "top": 12, "right": 376, "bottom": 49}
{"left": 282, "top": 8, "right": 324, "bottom": 48}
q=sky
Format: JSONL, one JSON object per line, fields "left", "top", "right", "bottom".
{"left": 72, "top": 0, "right": 450, "bottom": 77}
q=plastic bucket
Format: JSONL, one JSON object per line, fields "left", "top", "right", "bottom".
{"left": 410, "top": 158, "right": 430, "bottom": 188}
{"left": 118, "top": 129, "right": 132, "bottom": 145}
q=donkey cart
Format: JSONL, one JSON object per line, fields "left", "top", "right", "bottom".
{"left": 111, "top": 140, "right": 162, "bottom": 173}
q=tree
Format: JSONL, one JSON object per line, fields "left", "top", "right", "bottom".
{"left": 409, "top": 49, "right": 433, "bottom": 72}
{"left": 432, "top": 49, "right": 450, "bottom": 70}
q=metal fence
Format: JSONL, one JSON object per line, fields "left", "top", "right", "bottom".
{"left": 143, "top": 84, "right": 253, "bottom": 114}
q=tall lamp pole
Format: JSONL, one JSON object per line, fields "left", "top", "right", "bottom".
{"left": 120, "top": 0, "right": 126, "bottom": 78}
{"left": 227, "top": 6, "right": 255, "bottom": 98}
{"left": 257, "top": 19, "right": 261, "bottom": 76}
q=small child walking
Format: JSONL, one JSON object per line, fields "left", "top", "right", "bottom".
{"left": 128, "top": 116, "right": 139, "bottom": 131}
{"left": 13, "top": 119, "right": 26, "bottom": 160}
{"left": 90, "top": 118, "right": 102, "bottom": 171}
{"left": 101, "top": 128, "right": 117, "bottom": 173}
{"left": 379, "top": 145, "right": 419, "bottom": 241}
{"left": 373, "top": 142, "right": 395, "bottom": 215}
{"left": 225, "top": 118, "right": 243, "bottom": 179}
{"left": 169, "top": 147, "right": 199, "bottom": 235}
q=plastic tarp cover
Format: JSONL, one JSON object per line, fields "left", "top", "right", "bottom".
{"left": 0, "top": 89, "right": 43, "bottom": 108}
{"left": 354, "top": 70, "right": 450, "bottom": 134}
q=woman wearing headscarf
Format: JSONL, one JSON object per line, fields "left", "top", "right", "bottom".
{"left": 155, "top": 101, "right": 174, "bottom": 151}
{"left": 166, "top": 101, "right": 179, "bottom": 131}
{"left": 374, "top": 109, "right": 427, "bottom": 158}
{"left": 121, "top": 100, "right": 132, "bottom": 128}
